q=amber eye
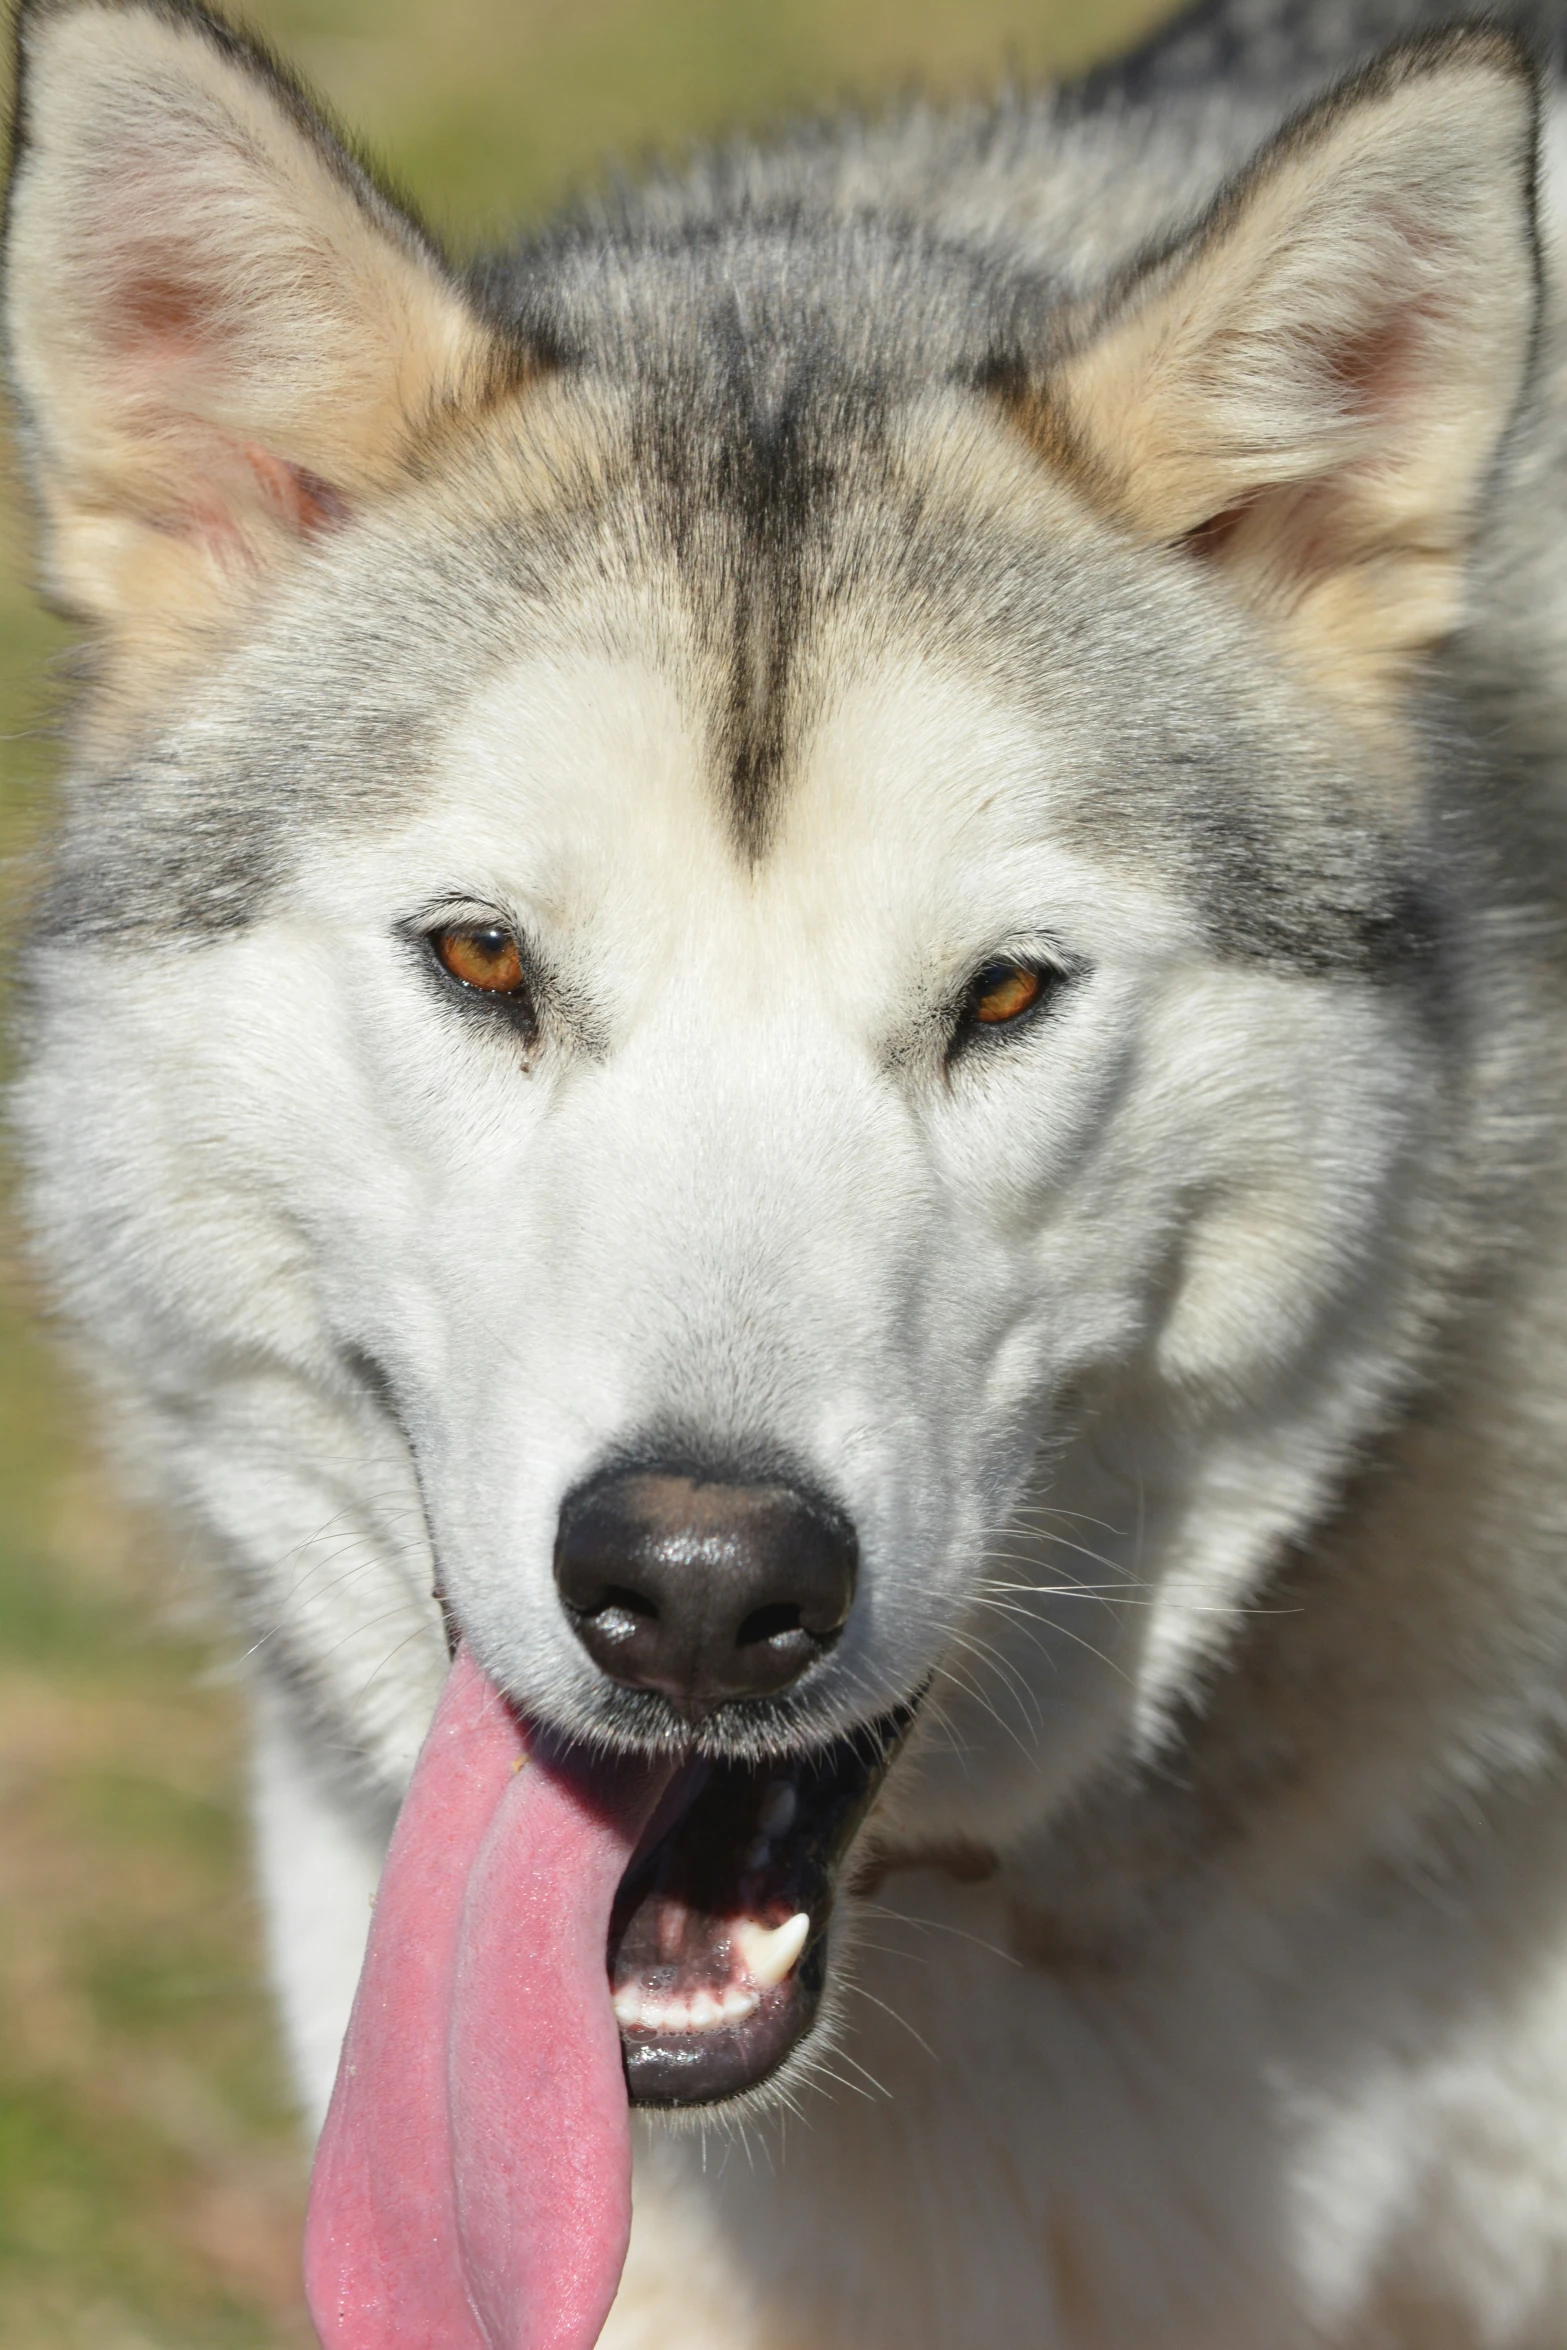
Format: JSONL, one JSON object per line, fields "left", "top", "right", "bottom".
{"left": 432, "top": 924, "right": 526, "bottom": 994}
{"left": 968, "top": 959, "right": 1044, "bottom": 1027}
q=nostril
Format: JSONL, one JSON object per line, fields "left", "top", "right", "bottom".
{"left": 580, "top": 1589, "right": 655, "bottom": 1642}
{"left": 736, "top": 1601, "right": 805, "bottom": 1647}
{"left": 563, "top": 1581, "right": 660, "bottom": 1665}
{"left": 595, "top": 1583, "right": 660, "bottom": 1623}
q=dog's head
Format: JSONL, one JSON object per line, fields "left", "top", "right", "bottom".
{"left": 4, "top": 0, "right": 1542, "bottom": 2116}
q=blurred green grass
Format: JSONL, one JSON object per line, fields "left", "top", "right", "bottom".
{"left": 0, "top": 0, "right": 1168, "bottom": 2342}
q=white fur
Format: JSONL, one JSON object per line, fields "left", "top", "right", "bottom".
{"left": 21, "top": 645, "right": 1494, "bottom": 2342}
{"left": 11, "top": 9, "right": 1567, "bottom": 2343}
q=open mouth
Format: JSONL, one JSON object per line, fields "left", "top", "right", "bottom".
{"left": 609, "top": 1707, "right": 912, "bottom": 2104}
{"left": 305, "top": 1652, "right": 916, "bottom": 2348}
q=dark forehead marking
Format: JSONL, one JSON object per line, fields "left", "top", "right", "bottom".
{"left": 648, "top": 286, "right": 829, "bottom": 856}
{"left": 486, "top": 217, "right": 1020, "bottom": 857}
{"left": 714, "top": 358, "right": 816, "bottom": 857}
{"left": 623, "top": 284, "right": 889, "bottom": 857}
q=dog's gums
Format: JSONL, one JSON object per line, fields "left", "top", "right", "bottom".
{"left": 608, "top": 1711, "right": 914, "bottom": 2104}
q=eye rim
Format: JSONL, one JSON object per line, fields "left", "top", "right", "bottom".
{"left": 430, "top": 920, "right": 527, "bottom": 996}
{"left": 967, "top": 958, "right": 1045, "bottom": 1026}
{"left": 948, "top": 949, "right": 1073, "bottom": 1058}
{"left": 412, "top": 908, "right": 542, "bottom": 1043}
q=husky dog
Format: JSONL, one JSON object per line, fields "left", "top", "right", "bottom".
{"left": 8, "top": 0, "right": 1567, "bottom": 2338}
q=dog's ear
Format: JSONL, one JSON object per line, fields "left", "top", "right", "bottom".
{"left": 4, "top": 0, "right": 511, "bottom": 681}
{"left": 1016, "top": 32, "right": 1540, "bottom": 718}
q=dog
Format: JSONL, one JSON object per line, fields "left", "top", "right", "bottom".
{"left": 8, "top": 0, "right": 1567, "bottom": 2338}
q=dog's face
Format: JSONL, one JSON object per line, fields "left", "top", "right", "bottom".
{"left": 4, "top": 0, "right": 1541, "bottom": 2108}
{"left": 204, "top": 414, "right": 1435, "bottom": 1787}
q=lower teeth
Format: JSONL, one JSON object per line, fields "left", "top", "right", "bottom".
{"left": 612, "top": 1910, "right": 812, "bottom": 2034}
{"left": 614, "top": 1983, "right": 761, "bottom": 2033}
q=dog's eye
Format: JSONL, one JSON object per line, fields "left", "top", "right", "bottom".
{"left": 967, "top": 959, "right": 1045, "bottom": 1027}
{"left": 432, "top": 924, "right": 526, "bottom": 995}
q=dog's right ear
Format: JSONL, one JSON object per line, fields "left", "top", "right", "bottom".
{"left": 1003, "top": 30, "right": 1540, "bottom": 729}
{"left": 3, "top": 0, "right": 511, "bottom": 684}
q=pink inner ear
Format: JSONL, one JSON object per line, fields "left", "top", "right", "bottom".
{"left": 155, "top": 435, "right": 351, "bottom": 558}
{"left": 91, "top": 146, "right": 237, "bottom": 376}
{"left": 243, "top": 447, "right": 351, "bottom": 536}
{"left": 102, "top": 254, "right": 353, "bottom": 547}
{"left": 83, "top": 166, "right": 352, "bottom": 546}
{"left": 1321, "top": 308, "right": 1429, "bottom": 416}
{"left": 1178, "top": 495, "right": 1258, "bottom": 562}
{"left": 1311, "top": 209, "right": 1453, "bottom": 423}
{"left": 116, "top": 266, "right": 208, "bottom": 357}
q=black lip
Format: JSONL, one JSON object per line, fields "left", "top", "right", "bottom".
{"left": 607, "top": 1705, "right": 914, "bottom": 2107}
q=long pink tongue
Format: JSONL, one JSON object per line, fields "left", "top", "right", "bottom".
{"left": 304, "top": 1647, "right": 671, "bottom": 2348}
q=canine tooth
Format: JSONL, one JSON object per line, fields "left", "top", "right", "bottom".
{"left": 759, "top": 1782, "right": 798, "bottom": 1837}
{"left": 612, "top": 1986, "right": 645, "bottom": 2029}
{"left": 733, "top": 1911, "right": 811, "bottom": 1989}
{"left": 721, "top": 1985, "right": 760, "bottom": 2021}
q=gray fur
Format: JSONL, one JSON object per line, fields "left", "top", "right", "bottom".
{"left": 28, "top": 48, "right": 1501, "bottom": 964}
{"left": 10, "top": 1, "right": 1567, "bottom": 2342}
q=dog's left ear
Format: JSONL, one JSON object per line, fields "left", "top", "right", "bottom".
{"left": 3, "top": 0, "right": 513, "bottom": 690}
{"left": 1019, "top": 30, "right": 1540, "bottom": 716}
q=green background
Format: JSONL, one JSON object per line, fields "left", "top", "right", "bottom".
{"left": 0, "top": 0, "right": 1166, "bottom": 2341}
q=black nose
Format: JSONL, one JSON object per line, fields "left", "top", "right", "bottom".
{"left": 554, "top": 1469, "right": 858, "bottom": 1708}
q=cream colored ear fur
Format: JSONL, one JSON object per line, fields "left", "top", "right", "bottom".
{"left": 4, "top": 0, "right": 504, "bottom": 676}
{"left": 1036, "top": 33, "right": 1541, "bottom": 711}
